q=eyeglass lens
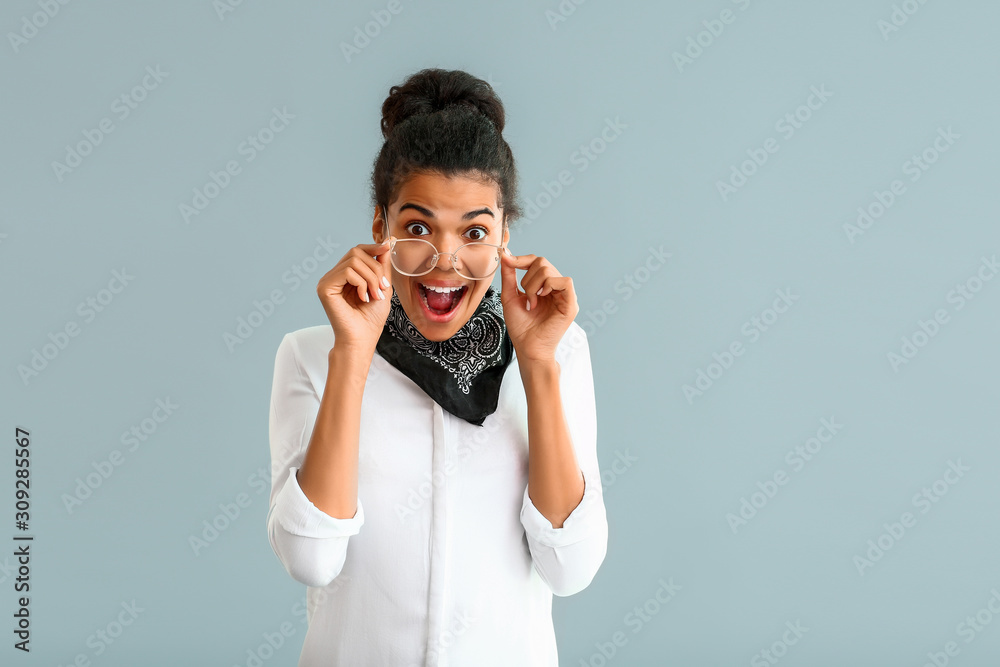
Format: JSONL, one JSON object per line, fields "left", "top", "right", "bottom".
{"left": 390, "top": 240, "right": 499, "bottom": 280}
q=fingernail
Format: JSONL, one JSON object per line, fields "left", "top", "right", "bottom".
{"left": 377, "top": 288, "right": 385, "bottom": 300}
{"left": 381, "top": 276, "right": 390, "bottom": 289}
{"left": 526, "top": 300, "right": 530, "bottom": 311}
{"left": 363, "top": 292, "right": 370, "bottom": 303}
{"left": 536, "top": 287, "right": 543, "bottom": 295}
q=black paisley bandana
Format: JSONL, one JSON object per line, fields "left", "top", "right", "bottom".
{"left": 375, "top": 285, "right": 514, "bottom": 426}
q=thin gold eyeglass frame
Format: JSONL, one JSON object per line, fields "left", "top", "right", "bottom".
{"left": 380, "top": 204, "right": 511, "bottom": 281}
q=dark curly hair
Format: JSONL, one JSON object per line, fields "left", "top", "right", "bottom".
{"left": 369, "top": 68, "right": 522, "bottom": 226}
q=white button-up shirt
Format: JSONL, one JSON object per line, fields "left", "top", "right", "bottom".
{"left": 266, "top": 320, "right": 608, "bottom": 666}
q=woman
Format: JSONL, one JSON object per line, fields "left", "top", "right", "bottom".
{"left": 266, "top": 68, "right": 609, "bottom": 666}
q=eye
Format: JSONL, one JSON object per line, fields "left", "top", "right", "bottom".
{"left": 403, "top": 222, "right": 491, "bottom": 241}
{"left": 403, "top": 222, "right": 430, "bottom": 236}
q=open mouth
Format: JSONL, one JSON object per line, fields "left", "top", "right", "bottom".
{"left": 416, "top": 282, "right": 468, "bottom": 321}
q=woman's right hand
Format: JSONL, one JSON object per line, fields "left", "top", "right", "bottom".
{"left": 316, "top": 237, "right": 395, "bottom": 352}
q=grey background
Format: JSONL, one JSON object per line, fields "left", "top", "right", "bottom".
{"left": 2, "top": 0, "right": 999, "bottom": 664}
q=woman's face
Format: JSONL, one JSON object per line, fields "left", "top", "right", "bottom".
{"left": 373, "top": 172, "right": 510, "bottom": 341}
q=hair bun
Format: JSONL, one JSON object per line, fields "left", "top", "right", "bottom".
{"left": 380, "top": 68, "right": 504, "bottom": 139}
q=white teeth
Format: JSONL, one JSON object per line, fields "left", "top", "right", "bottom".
{"left": 421, "top": 284, "right": 464, "bottom": 293}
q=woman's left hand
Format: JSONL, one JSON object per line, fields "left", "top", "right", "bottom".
{"left": 499, "top": 249, "right": 579, "bottom": 363}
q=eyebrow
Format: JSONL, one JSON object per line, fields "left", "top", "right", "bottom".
{"left": 398, "top": 203, "right": 495, "bottom": 221}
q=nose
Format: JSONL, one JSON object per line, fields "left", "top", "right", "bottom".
{"left": 432, "top": 235, "right": 464, "bottom": 255}
{"left": 431, "top": 251, "right": 460, "bottom": 274}
{"left": 431, "top": 239, "right": 465, "bottom": 266}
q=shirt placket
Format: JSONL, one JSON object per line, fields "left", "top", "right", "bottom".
{"left": 423, "top": 402, "right": 453, "bottom": 666}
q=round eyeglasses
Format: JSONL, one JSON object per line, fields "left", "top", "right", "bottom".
{"left": 380, "top": 205, "right": 509, "bottom": 281}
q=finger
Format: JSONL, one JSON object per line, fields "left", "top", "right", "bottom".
{"left": 524, "top": 273, "right": 548, "bottom": 310}
{"left": 376, "top": 238, "right": 394, "bottom": 290}
{"left": 361, "top": 239, "right": 393, "bottom": 284}
{"left": 500, "top": 251, "right": 537, "bottom": 294}
{"left": 520, "top": 269, "right": 544, "bottom": 310}
{"left": 546, "top": 276, "right": 577, "bottom": 315}
{"left": 343, "top": 266, "right": 371, "bottom": 303}
{"left": 356, "top": 241, "right": 390, "bottom": 265}
{"left": 351, "top": 259, "right": 386, "bottom": 301}
{"left": 525, "top": 275, "right": 572, "bottom": 314}
{"left": 536, "top": 280, "right": 560, "bottom": 298}
{"left": 518, "top": 263, "right": 558, "bottom": 310}
{"left": 537, "top": 275, "right": 572, "bottom": 297}
{"left": 507, "top": 256, "right": 549, "bottom": 309}
{"left": 361, "top": 238, "right": 392, "bottom": 255}
{"left": 351, "top": 246, "right": 390, "bottom": 298}
{"left": 499, "top": 249, "right": 524, "bottom": 304}
{"left": 501, "top": 252, "right": 537, "bottom": 271}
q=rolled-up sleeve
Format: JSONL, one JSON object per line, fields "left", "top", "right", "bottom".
{"left": 267, "top": 332, "right": 364, "bottom": 588}
{"left": 519, "top": 324, "right": 609, "bottom": 597}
